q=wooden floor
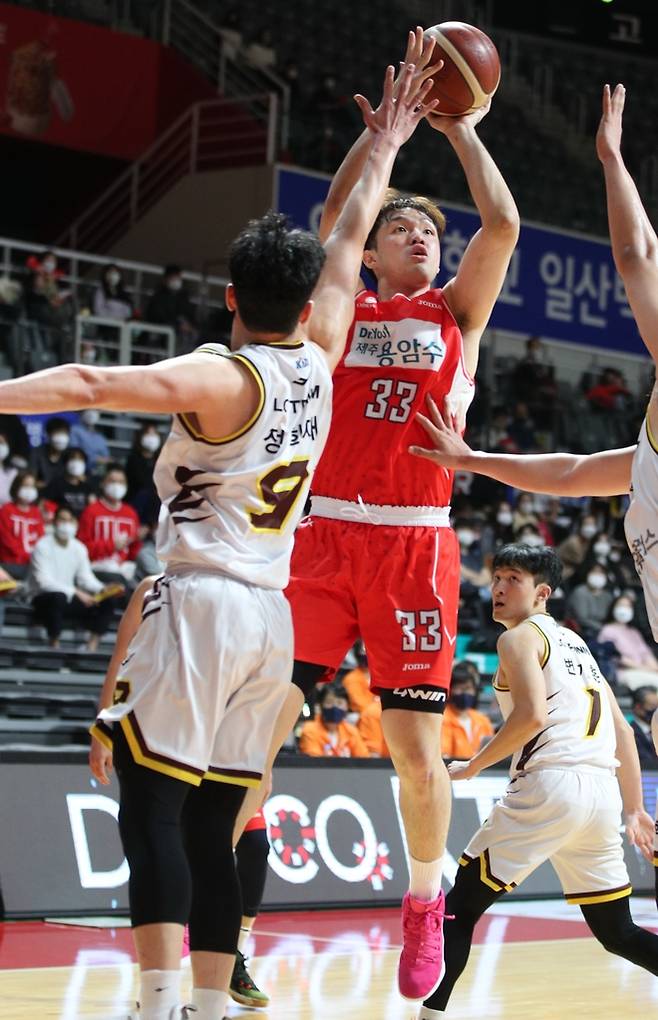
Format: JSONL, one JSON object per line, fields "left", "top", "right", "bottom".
{"left": 1, "top": 900, "right": 657, "bottom": 1019}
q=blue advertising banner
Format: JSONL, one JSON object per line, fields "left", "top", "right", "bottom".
{"left": 274, "top": 165, "right": 644, "bottom": 356}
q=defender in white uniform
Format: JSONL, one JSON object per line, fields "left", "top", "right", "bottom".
{"left": 0, "top": 63, "right": 441, "bottom": 1020}
{"left": 419, "top": 544, "right": 657, "bottom": 1020}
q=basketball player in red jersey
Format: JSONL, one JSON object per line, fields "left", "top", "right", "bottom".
{"left": 240, "top": 29, "right": 520, "bottom": 1003}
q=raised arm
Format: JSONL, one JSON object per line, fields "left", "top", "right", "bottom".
{"left": 597, "top": 84, "right": 658, "bottom": 367}
{"left": 309, "top": 63, "right": 438, "bottom": 371}
{"left": 431, "top": 108, "right": 520, "bottom": 376}
{"left": 409, "top": 395, "right": 634, "bottom": 497}
{"left": 317, "top": 28, "right": 441, "bottom": 243}
{"left": 604, "top": 681, "right": 654, "bottom": 860}
{"left": 449, "top": 624, "right": 547, "bottom": 779}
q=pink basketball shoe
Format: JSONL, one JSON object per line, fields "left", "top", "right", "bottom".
{"left": 398, "top": 890, "right": 447, "bottom": 1001}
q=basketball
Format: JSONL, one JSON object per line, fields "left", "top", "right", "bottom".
{"left": 423, "top": 22, "right": 500, "bottom": 117}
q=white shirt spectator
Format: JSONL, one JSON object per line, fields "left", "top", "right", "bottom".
{"left": 29, "top": 533, "right": 104, "bottom": 601}
{"left": 0, "top": 463, "right": 17, "bottom": 506}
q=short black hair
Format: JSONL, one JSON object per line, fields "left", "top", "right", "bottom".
{"left": 317, "top": 682, "right": 348, "bottom": 706}
{"left": 451, "top": 661, "right": 479, "bottom": 688}
{"left": 45, "top": 416, "right": 70, "bottom": 436}
{"left": 229, "top": 211, "right": 326, "bottom": 335}
{"left": 493, "top": 543, "right": 562, "bottom": 591}
{"left": 632, "top": 685, "right": 657, "bottom": 708}
{"left": 365, "top": 190, "right": 446, "bottom": 251}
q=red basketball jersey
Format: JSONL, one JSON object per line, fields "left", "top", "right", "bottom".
{"left": 311, "top": 288, "right": 474, "bottom": 507}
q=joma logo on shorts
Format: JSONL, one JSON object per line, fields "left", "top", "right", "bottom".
{"left": 393, "top": 687, "right": 446, "bottom": 702}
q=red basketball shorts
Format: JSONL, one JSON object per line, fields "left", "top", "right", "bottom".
{"left": 286, "top": 516, "right": 460, "bottom": 693}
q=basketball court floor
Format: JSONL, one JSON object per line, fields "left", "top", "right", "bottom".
{"left": 1, "top": 896, "right": 657, "bottom": 1019}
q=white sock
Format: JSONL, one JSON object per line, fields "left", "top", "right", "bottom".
{"left": 418, "top": 1008, "right": 447, "bottom": 1019}
{"left": 409, "top": 854, "right": 443, "bottom": 902}
{"left": 190, "top": 987, "right": 229, "bottom": 1020}
{"left": 139, "top": 969, "right": 182, "bottom": 1020}
{"left": 237, "top": 924, "right": 252, "bottom": 953}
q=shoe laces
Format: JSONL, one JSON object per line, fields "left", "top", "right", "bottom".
{"left": 402, "top": 904, "right": 444, "bottom": 964}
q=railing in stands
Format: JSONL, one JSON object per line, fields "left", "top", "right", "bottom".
{"left": 58, "top": 94, "right": 277, "bottom": 254}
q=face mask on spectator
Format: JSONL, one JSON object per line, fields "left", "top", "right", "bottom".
{"left": 609, "top": 549, "right": 622, "bottom": 562}
{"left": 67, "top": 459, "right": 85, "bottom": 478}
{"left": 141, "top": 433, "right": 160, "bottom": 452}
{"left": 581, "top": 524, "right": 597, "bottom": 539}
{"left": 42, "top": 258, "right": 56, "bottom": 273}
{"left": 107, "top": 271, "right": 120, "bottom": 287}
{"left": 81, "top": 410, "right": 99, "bottom": 427}
{"left": 456, "top": 528, "right": 475, "bottom": 547}
{"left": 0, "top": 442, "right": 8, "bottom": 462}
{"left": 55, "top": 521, "right": 77, "bottom": 541}
{"left": 321, "top": 705, "right": 347, "bottom": 724}
{"left": 50, "top": 432, "right": 69, "bottom": 451}
{"left": 594, "top": 540, "right": 610, "bottom": 558}
{"left": 167, "top": 277, "right": 182, "bottom": 292}
{"left": 81, "top": 348, "right": 97, "bottom": 365}
{"left": 497, "top": 510, "right": 513, "bottom": 526}
{"left": 104, "top": 482, "right": 126, "bottom": 502}
{"left": 18, "top": 485, "right": 37, "bottom": 503}
{"left": 521, "top": 533, "right": 544, "bottom": 548}
{"left": 587, "top": 572, "right": 606, "bottom": 590}
{"left": 451, "top": 691, "right": 477, "bottom": 710}
{"left": 613, "top": 605, "right": 634, "bottom": 624}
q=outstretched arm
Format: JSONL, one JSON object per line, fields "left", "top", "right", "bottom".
{"left": 431, "top": 107, "right": 520, "bottom": 376}
{"left": 409, "top": 395, "right": 634, "bottom": 497}
{"left": 597, "top": 84, "right": 658, "bottom": 366}
{"left": 317, "top": 28, "right": 441, "bottom": 243}
{"left": 310, "top": 63, "right": 438, "bottom": 371}
{"left": 604, "top": 681, "right": 654, "bottom": 861}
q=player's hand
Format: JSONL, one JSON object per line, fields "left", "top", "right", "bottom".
{"left": 393, "top": 27, "right": 444, "bottom": 102}
{"left": 426, "top": 96, "right": 492, "bottom": 136}
{"left": 596, "top": 83, "right": 625, "bottom": 163}
{"left": 75, "top": 589, "right": 96, "bottom": 607}
{"left": 89, "top": 734, "right": 113, "bottom": 785}
{"left": 624, "top": 808, "right": 654, "bottom": 862}
{"left": 409, "top": 395, "right": 474, "bottom": 467}
{"left": 354, "top": 63, "right": 439, "bottom": 148}
{"left": 448, "top": 758, "right": 480, "bottom": 780}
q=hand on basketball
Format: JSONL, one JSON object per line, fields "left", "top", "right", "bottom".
{"left": 426, "top": 96, "right": 492, "bottom": 135}
{"left": 393, "top": 26, "right": 444, "bottom": 101}
{"left": 596, "top": 84, "right": 625, "bottom": 163}
{"left": 448, "top": 758, "right": 480, "bottom": 780}
{"left": 623, "top": 807, "right": 654, "bottom": 861}
{"left": 89, "top": 733, "right": 113, "bottom": 786}
{"left": 409, "top": 395, "right": 473, "bottom": 467}
{"left": 354, "top": 63, "right": 439, "bottom": 148}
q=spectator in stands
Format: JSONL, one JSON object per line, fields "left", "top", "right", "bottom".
{"left": 358, "top": 696, "right": 389, "bottom": 758}
{"left": 298, "top": 683, "right": 368, "bottom": 758}
{"left": 342, "top": 641, "right": 375, "bottom": 715}
{"left": 557, "top": 512, "right": 598, "bottom": 580}
{"left": 93, "top": 264, "right": 133, "bottom": 323}
{"left": 0, "top": 470, "right": 44, "bottom": 578}
{"left": 43, "top": 447, "right": 95, "bottom": 518}
{"left": 507, "top": 400, "right": 537, "bottom": 451}
{"left": 77, "top": 465, "right": 141, "bottom": 582}
{"left": 24, "top": 249, "right": 72, "bottom": 327}
{"left": 566, "top": 562, "right": 613, "bottom": 639}
{"left": 586, "top": 366, "right": 631, "bottom": 414}
{"left": 126, "top": 423, "right": 162, "bottom": 526}
{"left": 0, "top": 414, "right": 30, "bottom": 467}
{"left": 487, "top": 407, "right": 517, "bottom": 453}
{"left": 511, "top": 336, "right": 557, "bottom": 419}
{"left": 29, "top": 506, "right": 120, "bottom": 652}
{"left": 456, "top": 518, "right": 491, "bottom": 632}
{"left": 133, "top": 523, "right": 164, "bottom": 583}
{"left": 577, "top": 530, "right": 625, "bottom": 592}
{"left": 441, "top": 661, "right": 494, "bottom": 760}
{"left": 245, "top": 27, "right": 277, "bottom": 70}
{"left": 79, "top": 341, "right": 106, "bottom": 366}
{"left": 512, "top": 492, "right": 540, "bottom": 534}
{"left": 598, "top": 595, "right": 658, "bottom": 691}
{"left": 219, "top": 6, "right": 243, "bottom": 60}
{"left": 70, "top": 409, "right": 111, "bottom": 475}
{"left": 515, "top": 522, "right": 546, "bottom": 548}
{"left": 628, "top": 686, "right": 658, "bottom": 771}
{"left": 0, "top": 433, "right": 17, "bottom": 506}
{"left": 145, "top": 264, "right": 197, "bottom": 350}
{"left": 30, "top": 416, "right": 71, "bottom": 487}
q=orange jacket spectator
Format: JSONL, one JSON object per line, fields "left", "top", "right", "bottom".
{"left": 441, "top": 703, "right": 493, "bottom": 759}
{"left": 358, "top": 698, "right": 390, "bottom": 758}
{"left": 299, "top": 717, "right": 369, "bottom": 757}
{"left": 342, "top": 663, "right": 375, "bottom": 714}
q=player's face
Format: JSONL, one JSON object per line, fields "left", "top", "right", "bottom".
{"left": 491, "top": 567, "right": 545, "bottom": 628}
{"left": 365, "top": 211, "right": 441, "bottom": 288}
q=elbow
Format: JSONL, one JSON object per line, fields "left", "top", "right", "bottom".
{"left": 616, "top": 241, "right": 658, "bottom": 272}
{"left": 526, "top": 708, "right": 548, "bottom": 736}
{"left": 492, "top": 212, "right": 520, "bottom": 241}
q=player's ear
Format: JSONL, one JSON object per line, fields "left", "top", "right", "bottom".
{"left": 225, "top": 282, "right": 237, "bottom": 311}
{"left": 298, "top": 299, "right": 314, "bottom": 325}
{"left": 362, "top": 248, "right": 378, "bottom": 272}
{"left": 537, "top": 583, "right": 551, "bottom": 604}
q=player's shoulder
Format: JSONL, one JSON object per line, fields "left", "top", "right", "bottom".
{"left": 497, "top": 619, "right": 548, "bottom": 656}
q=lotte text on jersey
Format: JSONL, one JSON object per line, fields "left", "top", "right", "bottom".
{"left": 493, "top": 614, "right": 618, "bottom": 778}
{"left": 311, "top": 288, "right": 474, "bottom": 508}
{"left": 154, "top": 340, "right": 332, "bottom": 589}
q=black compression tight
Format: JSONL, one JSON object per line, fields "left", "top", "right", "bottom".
{"left": 114, "top": 727, "right": 246, "bottom": 954}
{"left": 236, "top": 827, "right": 270, "bottom": 918}
{"left": 581, "top": 897, "right": 658, "bottom": 974}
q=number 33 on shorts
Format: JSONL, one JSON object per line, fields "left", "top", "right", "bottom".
{"left": 395, "top": 608, "right": 442, "bottom": 652}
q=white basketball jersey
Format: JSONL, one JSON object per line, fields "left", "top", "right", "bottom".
{"left": 493, "top": 614, "right": 618, "bottom": 777}
{"left": 625, "top": 417, "right": 658, "bottom": 641}
{"left": 154, "top": 340, "right": 332, "bottom": 589}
